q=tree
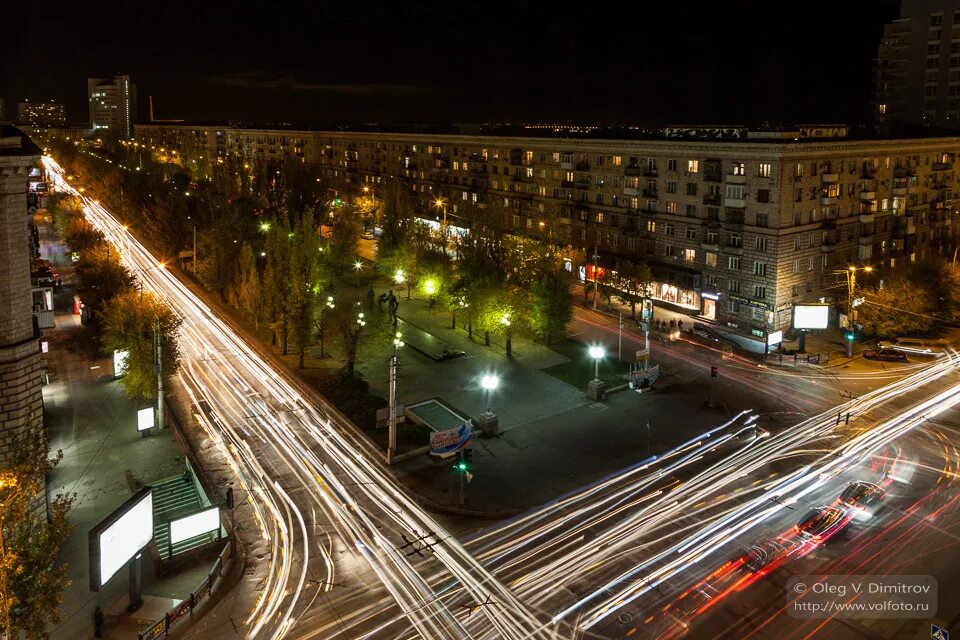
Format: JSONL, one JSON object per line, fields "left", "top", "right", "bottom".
{"left": 101, "top": 289, "right": 183, "bottom": 400}
{"left": 330, "top": 300, "right": 367, "bottom": 377}
{"left": 232, "top": 244, "right": 266, "bottom": 330}
{"left": 615, "top": 260, "right": 655, "bottom": 320}
{"left": 288, "top": 211, "right": 323, "bottom": 368}
{"left": 73, "top": 241, "right": 135, "bottom": 316}
{"left": 0, "top": 428, "right": 73, "bottom": 640}
{"left": 263, "top": 216, "right": 293, "bottom": 352}
{"left": 528, "top": 268, "right": 574, "bottom": 345}
{"left": 327, "top": 207, "right": 361, "bottom": 274}
{"left": 377, "top": 179, "right": 414, "bottom": 256}
{"left": 858, "top": 280, "right": 937, "bottom": 338}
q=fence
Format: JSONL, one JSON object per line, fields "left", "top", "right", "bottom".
{"left": 137, "top": 540, "right": 232, "bottom": 640}
{"left": 765, "top": 352, "right": 831, "bottom": 366}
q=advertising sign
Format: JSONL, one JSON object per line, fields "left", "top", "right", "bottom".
{"left": 137, "top": 408, "right": 154, "bottom": 432}
{"left": 793, "top": 304, "right": 830, "bottom": 330}
{"left": 429, "top": 421, "right": 472, "bottom": 458}
{"left": 767, "top": 330, "right": 783, "bottom": 346}
{"left": 89, "top": 487, "right": 154, "bottom": 590}
{"left": 169, "top": 506, "right": 221, "bottom": 545}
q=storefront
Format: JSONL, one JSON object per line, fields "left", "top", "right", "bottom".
{"left": 700, "top": 291, "right": 720, "bottom": 320}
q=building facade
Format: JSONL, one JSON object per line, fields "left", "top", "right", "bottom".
{"left": 17, "top": 101, "right": 66, "bottom": 128}
{"left": 875, "top": 0, "right": 960, "bottom": 129}
{"left": 0, "top": 126, "right": 45, "bottom": 476}
{"left": 134, "top": 123, "right": 960, "bottom": 346}
{"left": 88, "top": 75, "right": 137, "bottom": 139}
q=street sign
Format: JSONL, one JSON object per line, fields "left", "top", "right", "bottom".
{"left": 932, "top": 624, "right": 949, "bottom": 640}
{"left": 429, "top": 421, "right": 472, "bottom": 458}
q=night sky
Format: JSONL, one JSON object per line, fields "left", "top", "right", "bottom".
{"left": 3, "top": 1, "right": 901, "bottom": 127}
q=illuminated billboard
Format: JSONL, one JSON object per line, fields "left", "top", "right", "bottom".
{"left": 113, "top": 350, "right": 129, "bottom": 377}
{"left": 169, "top": 506, "right": 221, "bottom": 545}
{"left": 793, "top": 304, "right": 830, "bottom": 330}
{"left": 89, "top": 487, "right": 154, "bottom": 590}
{"left": 137, "top": 408, "right": 153, "bottom": 431}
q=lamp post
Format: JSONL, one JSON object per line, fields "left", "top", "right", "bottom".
{"left": 501, "top": 314, "right": 512, "bottom": 358}
{"left": 394, "top": 269, "right": 410, "bottom": 300}
{"left": 387, "top": 331, "right": 404, "bottom": 465}
{"left": 842, "top": 265, "right": 872, "bottom": 357}
{"left": 354, "top": 260, "right": 363, "bottom": 287}
{"left": 424, "top": 278, "right": 437, "bottom": 308}
{"left": 478, "top": 373, "right": 500, "bottom": 436}
{"left": 587, "top": 345, "right": 607, "bottom": 401}
{"left": 434, "top": 196, "right": 448, "bottom": 238}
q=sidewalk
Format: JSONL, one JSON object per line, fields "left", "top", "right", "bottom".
{"left": 36, "top": 214, "right": 213, "bottom": 640}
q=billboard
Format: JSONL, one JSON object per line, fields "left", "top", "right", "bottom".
{"left": 767, "top": 330, "right": 783, "bottom": 346}
{"left": 169, "top": 506, "right": 221, "bottom": 545}
{"left": 113, "top": 350, "right": 129, "bottom": 377}
{"left": 793, "top": 304, "right": 829, "bottom": 330}
{"left": 429, "top": 421, "right": 472, "bottom": 458}
{"left": 89, "top": 487, "right": 154, "bottom": 590}
{"left": 137, "top": 407, "right": 154, "bottom": 431}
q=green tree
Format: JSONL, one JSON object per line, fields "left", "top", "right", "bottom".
{"left": 263, "top": 216, "right": 293, "bottom": 352}
{"left": 858, "top": 280, "right": 937, "bottom": 338}
{"left": 73, "top": 241, "right": 135, "bottom": 317}
{"left": 528, "top": 268, "right": 574, "bottom": 345}
{"left": 330, "top": 300, "right": 367, "bottom": 377}
{"left": 288, "top": 211, "right": 323, "bottom": 368}
{"left": 101, "top": 290, "right": 183, "bottom": 400}
{"left": 377, "top": 179, "right": 414, "bottom": 256}
{"left": 615, "top": 260, "right": 654, "bottom": 320}
{"left": 231, "top": 244, "right": 266, "bottom": 330}
{"left": 0, "top": 430, "right": 73, "bottom": 640}
{"left": 327, "top": 207, "right": 361, "bottom": 274}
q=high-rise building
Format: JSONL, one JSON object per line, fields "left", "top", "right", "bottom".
{"left": 135, "top": 121, "right": 960, "bottom": 351}
{"left": 17, "top": 100, "right": 66, "bottom": 127}
{"left": 87, "top": 74, "right": 137, "bottom": 139}
{"left": 875, "top": 1, "right": 960, "bottom": 130}
{"left": 0, "top": 126, "right": 44, "bottom": 477}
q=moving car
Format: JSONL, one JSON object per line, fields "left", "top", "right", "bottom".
{"left": 863, "top": 347, "right": 907, "bottom": 362}
{"left": 878, "top": 338, "right": 949, "bottom": 356}
{"left": 838, "top": 481, "right": 885, "bottom": 519}
{"left": 740, "top": 537, "right": 796, "bottom": 573}
{"left": 794, "top": 505, "right": 851, "bottom": 543}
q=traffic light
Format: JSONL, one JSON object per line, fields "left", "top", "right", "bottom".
{"left": 333, "top": 197, "right": 342, "bottom": 207}
{"left": 711, "top": 365, "right": 718, "bottom": 379}
{"left": 845, "top": 331, "right": 855, "bottom": 341}
{"left": 453, "top": 461, "right": 468, "bottom": 472}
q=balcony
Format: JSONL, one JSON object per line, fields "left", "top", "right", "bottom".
{"left": 859, "top": 213, "right": 875, "bottom": 224}
{"left": 561, "top": 180, "right": 574, "bottom": 188}
{"left": 724, "top": 197, "right": 746, "bottom": 208}
{"left": 560, "top": 161, "right": 574, "bottom": 170}
{"left": 703, "top": 193, "right": 722, "bottom": 205}
{"left": 624, "top": 164, "right": 641, "bottom": 176}
{"left": 575, "top": 161, "right": 591, "bottom": 171}
{"left": 623, "top": 225, "right": 640, "bottom": 236}
{"left": 894, "top": 166, "right": 917, "bottom": 177}
{"left": 861, "top": 167, "right": 877, "bottom": 179}
{"left": 933, "top": 161, "right": 953, "bottom": 171}
{"left": 701, "top": 241, "right": 719, "bottom": 252}
{"left": 859, "top": 234, "right": 874, "bottom": 245}
{"left": 642, "top": 188, "right": 659, "bottom": 199}
{"left": 704, "top": 172, "right": 723, "bottom": 183}
{"left": 821, "top": 195, "right": 840, "bottom": 206}
{"left": 893, "top": 216, "right": 916, "bottom": 236}
{"left": 820, "top": 172, "right": 839, "bottom": 183}
{"left": 892, "top": 180, "right": 908, "bottom": 196}
{"left": 725, "top": 173, "right": 746, "bottom": 185}
{"left": 859, "top": 190, "right": 876, "bottom": 201}
{"left": 643, "top": 167, "right": 659, "bottom": 177}
{"left": 623, "top": 186, "right": 640, "bottom": 196}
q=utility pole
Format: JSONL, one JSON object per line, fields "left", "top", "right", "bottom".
{"left": 387, "top": 333, "right": 403, "bottom": 465}
{"left": 618, "top": 313, "right": 623, "bottom": 361}
{"left": 458, "top": 449, "right": 465, "bottom": 507}
{"left": 592, "top": 244, "right": 599, "bottom": 310}
{"left": 155, "top": 316, "right": 164, "bottom": 429}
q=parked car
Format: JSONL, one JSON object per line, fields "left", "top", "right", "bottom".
{"left": 863, "top": 347, "right": 907, "bottom": 362}
{"left": 794, "top": 505, "right": 852, "bottom": 543}
{"left": 838, "top": 481, "right": 885, "bottom": 520}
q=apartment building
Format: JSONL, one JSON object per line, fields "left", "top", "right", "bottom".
{"left": 133, "top": 123, "right": 960, "bottom": 348}
{"left": 88, "top": 74, "right": 137, "bottom": 139}
{"left": 17, "top": 101, "right": 66, "bottom": 127}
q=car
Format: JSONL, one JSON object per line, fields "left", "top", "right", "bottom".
{"left": 879, "top": 338, "right": 949, "bottom": 356}
{"left": 739, "top": 537, "right": 797, "bottom": 573}
{"left": 794, "top": 505, "right": 851, "bottom": 543}
{"left": 838, "top": 481, "right": 885, "bottom": 519}
{"left": 863, "top": 348, "right": 907, "bottom": 362}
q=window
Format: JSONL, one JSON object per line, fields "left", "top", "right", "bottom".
{"left": 595, "top": 212, "right": 604, "bottom": 224}
{"left": 792, "top": 259, "right": 800, "bottom": 274}
{"left": 755, "top": 236, "right": 768, "bottom": 251}
{"left": 686, "top": 182, "right": 698, "bottom": 195}
{"left": 646, "top": 200, "right": 657, "bottom": 213}
{"left": 756, "top": 213, "right": 769, "bottom": 227}
{"left": 666, "top": 201, "right": 678, "bottom": 214}
{"left": 665, "top": 223, "right": 675, "bottom": 235}
{"left": 726, "top": 184, "right": 745, "bottom": 200}
{"left": 526, "top": 167, "right": 534, "bottom": 178}
{"left": 686, "top": 226, "right": 697, "bottom": 239}
{"left": 794, "top": 236, "right": 801, "bottom": 250}
{"left": 646, "top": 220, "right": 656, "bottom": 233}
{"left": 666, "top": 181, "right": 677, "bottom": 193}
{"left": 728, "top": 279, "right": 741, "bottom": 293}
{"left": 728, "top": 256, "right": 741, "bottom": 270}
{"left": 756, "top": 188, "right": 770, "bottom": 203}
{"left": 728, "top": 300, "right": 741, "bottom": 313}
{"left": 795, "top": 188, "right": 803, "bottom": 202}
{"left": 794, "top": 163, "right": 804, "bottom": 179}
{"left": 687, "top": 159, "right": 699, "bottom": 174}
{"left": 684, "top": 248, "right": 696, "bottom": 263}
{"left": 754, "top": 285, "right": 766, "bottom": 299}
{"left": 706, "top": 230, "right": 718, "bottom": 244}
{"left": 685, "top": 204, "right": 697, "bottom": 217}
{"left": 613, "top": 155, "right": 622, "bottom": 166}
{"left": 791, "top": 284, "right": 800, "bottom": 297}
{"left": 667, "top": 159, "right": 677, "bottom": 171}
{"left": 630, "top": 196, "right": 639, "bottom": 209}
{"left": 731, "top": 162, "right": 745, "bottom": 175}
{"left": 729, "top": 234, "right": 742, "bottom": 247}
{"left": 754, "top": 261, "right": 767, "bottom": 276}
{"left": 758, "top": 163, "right": 772, "bottom": 178}
{"left": 706, "top": 252, "right": 717, "bottom": 267}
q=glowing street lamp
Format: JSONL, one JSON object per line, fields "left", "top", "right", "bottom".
{"left": 259, "top": 221, "right": 271, "bottom": 233}
{"left": 354, "top": 260, "right": 363, "bottom": 287}
{"left": 501, "top": 314, "right": 513, "bottom": 357}
{"left": 480, "top": 374, "right": 499, "bottom": 413}
{"left": 588, "top": 345, "right": 605, "bottom": 382}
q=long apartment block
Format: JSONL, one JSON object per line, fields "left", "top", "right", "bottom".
{"left": 133, "top": 123, "right": 960, "bottom": 346}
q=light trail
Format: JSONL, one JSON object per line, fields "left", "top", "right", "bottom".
{"left": 45, "top": 157, "right": 558, "bottom": 640}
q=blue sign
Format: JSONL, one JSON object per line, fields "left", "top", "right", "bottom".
{"left": 932, "top": 624, "right": 949, "bottom": 640}
{"left": 429, "top": 421, "right": 472, "bottom": 458}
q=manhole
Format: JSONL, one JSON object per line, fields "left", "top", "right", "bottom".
{"left": 617, "top": 613, "right": 633, "bottom": 625}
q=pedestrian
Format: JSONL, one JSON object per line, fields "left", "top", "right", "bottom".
{"left": 677, "top": 319, "right": 684, "bottom": 333}
{"left": 366, "top": 285, "right": 375, "bottom": 310}
{"left": 94, "top": 606, "right": 104, "bottom": 638}
{"left": 387, "top": 290, "right": 397, "bottom": 311}
{"left": 378, "top": 292, "right": 387, "bottom": 312}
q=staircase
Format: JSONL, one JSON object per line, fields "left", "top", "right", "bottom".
{"left": 151, "top": 475, "right": 216, "bottom": 560}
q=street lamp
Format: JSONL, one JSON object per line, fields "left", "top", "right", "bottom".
{"left": 501, "top": 314, "right": 512, "bottom": 357}
{"left": 424, "top": 278, "right": 437, "bottom": 308}
{"left": 587, "top": 345, "right": 607, "bottom": 401}
{"left": 480, "top": 374, "right": 499, "bottom": 413}
{"left": 394, "top": 269, "right": 410, "bottom": 299}
{"left": 354, "top": 260, "right": 363, "bottom": 287}
{"left": 588, "top": 345, "right": 605, "bottom": 382}
{"left": 387, "top": 331, "right": 404, "bottom": 465}
{"left": 840, "top": 266, "right": 873, "bottom": 357}
{"left": 434, "top": 196, "right": 448, "bottom": 238}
